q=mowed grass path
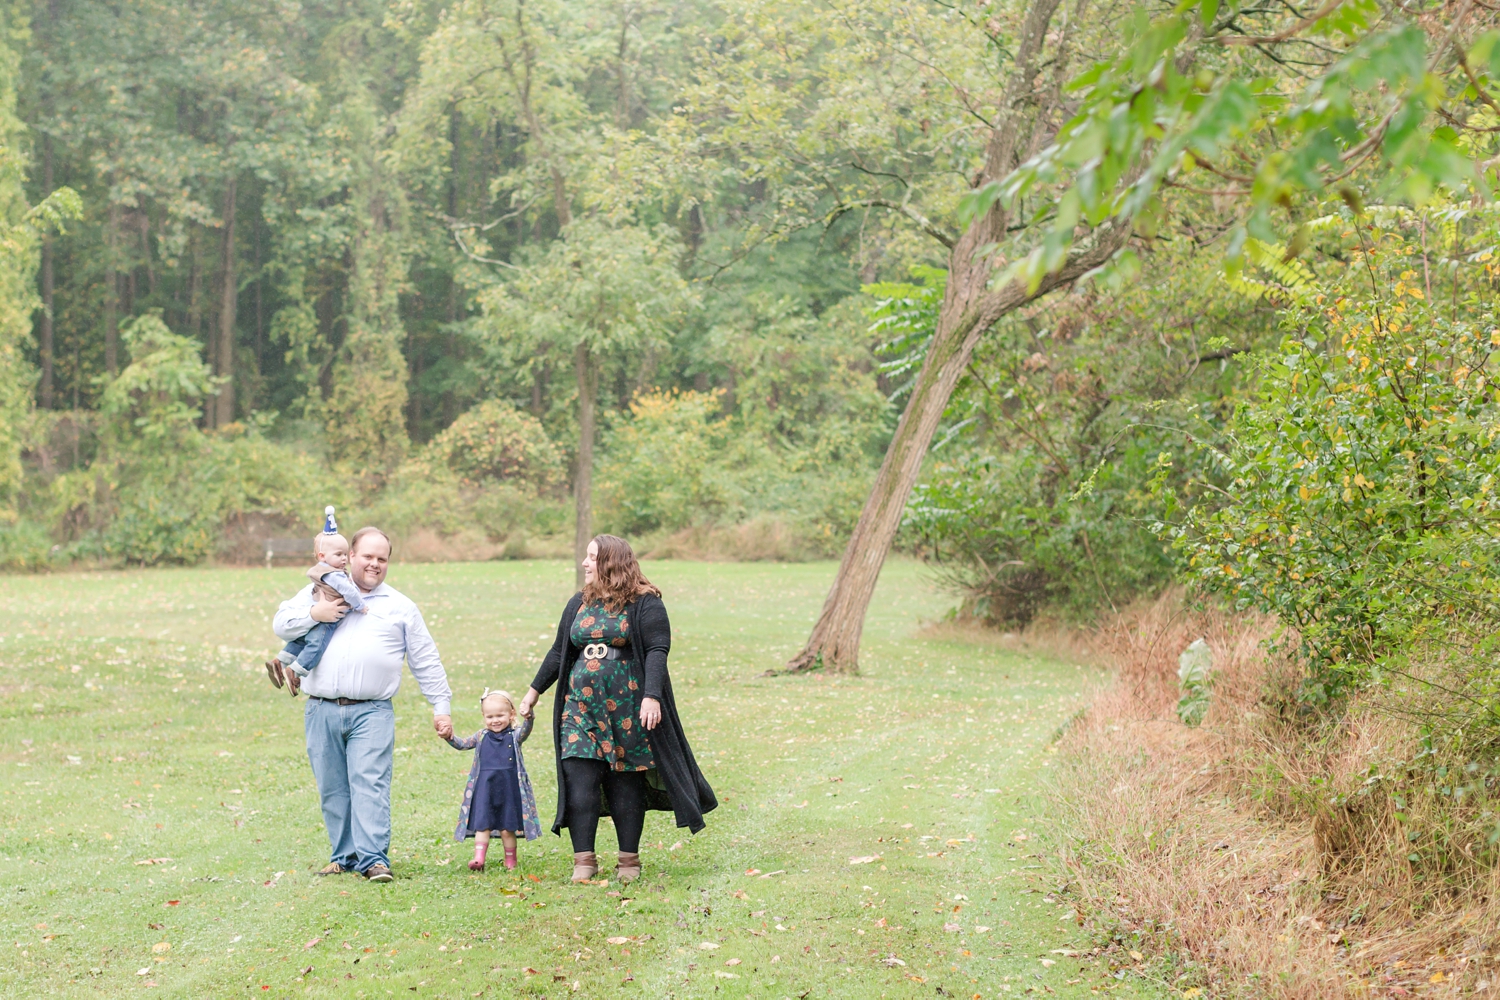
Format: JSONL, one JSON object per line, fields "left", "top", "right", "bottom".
{"left": 0, "top": 559, "right": 1161, "bottom": 999}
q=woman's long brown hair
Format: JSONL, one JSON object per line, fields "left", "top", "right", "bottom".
{"left": 582, "top": 534, "right": 661, "bottom": 612}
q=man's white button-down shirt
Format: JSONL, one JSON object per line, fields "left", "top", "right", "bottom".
{"left": 273, "top": 582, "right": 452, "bottom": 716}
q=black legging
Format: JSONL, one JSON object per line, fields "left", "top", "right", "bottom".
{"left": 561, "top": 757, "right": 647, "bottom": 854}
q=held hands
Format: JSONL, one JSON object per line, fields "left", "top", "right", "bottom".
{"left": 640, "top": 697, "right": 662, "bottom": 731}
{"left": 433, "top": 714, "right": 453, "bottom": 740}
{"left": 518, "top": 688, "right": 540, "bottom": 720}
{"left": 310, "top": 598, "right": 348, "bottom": 623}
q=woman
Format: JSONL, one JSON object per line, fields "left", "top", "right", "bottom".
{"left": 518, "top": 535, "right": 716, "bottom": 883}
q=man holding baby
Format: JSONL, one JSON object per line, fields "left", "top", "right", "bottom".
{"left": 273, "top": 526, "right": 453, "bottom": 882}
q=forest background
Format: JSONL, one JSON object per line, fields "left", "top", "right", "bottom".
{"left": 7, "top": 0, "right": 1500, "bottom": 993}
{"left": 0, "top": 0, "right": 1277, "bottom": 619}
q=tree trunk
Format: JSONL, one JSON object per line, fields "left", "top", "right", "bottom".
{"left": 573, "top": 341, "right": 595, "bottom": 589}
{"left": 784, "top": 0, "right": 1101, "bottom": 674}
{"left": 104, "top": 201, "right": 119, "bottom": 376}
{"left": 214, "top": 175, "right": 237, "bottom": 428}
{"left": 38, "top": 134, "right": 53, "bottom": 409}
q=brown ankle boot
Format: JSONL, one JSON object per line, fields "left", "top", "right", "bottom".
{"left": 616, "top": 852, "right": 641, "bottom": 883}
{"left": 571, "top": 851, "right": 598, "bottom": 882}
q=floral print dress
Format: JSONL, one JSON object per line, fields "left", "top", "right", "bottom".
{"left": 561, "top": 602, "right": 656, "bottom": 772}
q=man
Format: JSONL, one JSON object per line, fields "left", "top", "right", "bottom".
{"left": 273, "top": 526, "right": 454, "bottom": 882}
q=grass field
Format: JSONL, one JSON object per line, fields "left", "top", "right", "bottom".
{"left": 0, "top": 558, "right": 1166, "bottom": 999}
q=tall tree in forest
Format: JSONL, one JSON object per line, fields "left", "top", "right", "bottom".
{"left": 404, "top": 0, "right": 693, "bottom": 580}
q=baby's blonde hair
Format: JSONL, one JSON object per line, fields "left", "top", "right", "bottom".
{"left": 480, "top": 689, "right": 516, "bottom": 716}
{"left": 314, "top": 532, "right": 350, "bottom": 557}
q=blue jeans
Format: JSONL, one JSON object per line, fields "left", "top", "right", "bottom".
{"left": 282, "top": 621, "right": 336, "bottom": 676}
{"left": 305, "top": 697, "right": 395, "bottom": 873}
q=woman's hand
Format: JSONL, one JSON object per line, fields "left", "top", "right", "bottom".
{"left": 310, "top": 598, "right": 348, "bottom": 623}
{"left": 518, "top": 687, "right": 540, "bottom": 720}
{"left": 640, "top": 697, "right": 662, "bottom": 731}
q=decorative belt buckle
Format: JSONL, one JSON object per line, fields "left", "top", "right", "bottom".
{"left": 582, "top": 642, "right": 610, "bottom": 660}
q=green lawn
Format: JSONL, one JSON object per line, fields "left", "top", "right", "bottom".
{"left": 0, "top": 558, "right": 1163, "bottom": 999}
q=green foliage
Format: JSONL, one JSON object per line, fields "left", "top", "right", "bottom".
{"left": 596, "top": 390, "right": 731, "bottom": 536}
{"left": 1174, "top": 205, "right": 1500, "bottom": 718}
{"left": 982, "top": 0, "right": 1495, "bottom": 292}
{"left": 98, "top": 314, "right": 220, "bottom": 450}
{"left": 906, "top": 237, "right": 1276, "bottom": 625}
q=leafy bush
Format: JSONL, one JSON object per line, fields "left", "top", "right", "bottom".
{"left": 895, "top": 242, "right": 1276, "bottom": 626}
{"left": 1176, "top": 208, "right": 1500, "bottom": 710}
{"left": 1179, "top": 305, "right": 1500, "bottom": 700}
{"left": 596, "top": 390, "right": 732, "bottom": 535}
{"left": 420, "top": 398, "right": 565, "bottom": 491}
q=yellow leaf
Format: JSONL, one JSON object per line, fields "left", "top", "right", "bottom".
{"left": 1430, "top": 971, "right": 1445, "bottom": 983}
{"left": 1130, "top": 950, "right": 1144, "bottom": 961}
{"left": 151, "top": 942, "right": 171, "bottom": 954}
{"left": 1299, "top": 486, "right": 1311, "bottom": 501}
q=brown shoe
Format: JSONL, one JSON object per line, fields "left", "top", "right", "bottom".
{"left": 363, "top": 863, "right": 394, "bottom": 883}
{"left": 571, "top": 851, "right": 598, "bottom": 882}
{"left": 264, "top": 660, "right": 285, "bottom": 689}
{"left": 314, "top": 862, "right": 346, "bottom": 876}
{"left": 286, "top": 671, "right": 301, "bottom": 697}
{"left": 616, "top": 852, "right": 641, "bottom": 883}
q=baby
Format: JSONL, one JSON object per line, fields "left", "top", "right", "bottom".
{"left": 263, "top": 506, "right": 367, "bottom": 696}
{"left": 445, "top": 690, "right": 541, "bottom": 871}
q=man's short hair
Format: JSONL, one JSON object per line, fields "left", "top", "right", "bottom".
{"left": 350, "top": 526, "right": 392, "bottom": 556}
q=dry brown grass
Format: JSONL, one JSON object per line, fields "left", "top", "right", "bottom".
{"left": 642, "top": 516, "right": 822, "bottom": 562}
{"left": 1052, "top": 591, "right": 1500, "bottom": 998}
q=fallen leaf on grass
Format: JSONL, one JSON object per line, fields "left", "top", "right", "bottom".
{"left": 942, "top": 923, "right": 961, "bottom": 933}
{"left": 134, "top": 858, "right": 172, "bottom": 866}
{"left": 732, "top": 890, "right": 748, "bottom": 900}
{"left": 744, "top": 868, "right": 761, "bottom": 876}
{"left": 881, "top": 956, "right": 907, "bottom": 967}
{"left": 1130, "top": 950, "right": 1144, "bottom": 962}
{"left": 698, "top": 942, "right": 720, "bottom": 950}
{"left": 151, "top": 942, "right": 170, "bottom": 954}
{"left": 725, "top": 958, "right": 741, "bottom": 966}
{"left": 164, "top": 900, "right": 180, "bottom": 907}
{"left": 714, "top": 971, "right": 739, "bottom": 979}
{"left": 1049, "top": 949, "right": 1078, "bottom": 956}
{"left": 522, "top": 968, "right": 540, "bottom": 975}
{"left": 974, "top": 926, "right": 991, "bottom": 933}
{"left": 905, "top": 974, "right": 927, "bottom": 984}
{"left": 848, "top": 856, "right": 880, "bottom": 865}
{"left": 669, "top": 842, "right": 682, "bottom": 851}
{"left": 525, "top": 874, "right": 542, "bottom": 883}
{"left": 304, "top": 938, "right": 321, "bottom": 950}
{"left": 1039, "top": 958, "right": 1056, "bottom": 967}
{"left": 759, "top": 870, "right": 787, "bottom": 878}
{"left": 874, "top": 918, "right": 887, "bottom": 928}
{"left": 300, "top": 965, "right": 312, "bottom": 976}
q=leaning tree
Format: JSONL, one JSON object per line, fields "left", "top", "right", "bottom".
{"left": 677, "top": 0, "right": 1497, "bottom": 672}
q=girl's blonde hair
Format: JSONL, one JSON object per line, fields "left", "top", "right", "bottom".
{"left": 480, "top": 689, "right": 516, "bottom": 716}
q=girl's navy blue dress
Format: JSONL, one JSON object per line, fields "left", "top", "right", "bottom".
{"left": 467, "top": 729, "right": 525, "bottom": 834}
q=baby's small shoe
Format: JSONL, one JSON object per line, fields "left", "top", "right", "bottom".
{"left": 264, "top": 660, "right": 285, "bottom": 689}
{"left": 571, "top": 851, "right": 598, "bottom": 882}
{"left": 503, "top": 849, "right": 517, "bottom": 870}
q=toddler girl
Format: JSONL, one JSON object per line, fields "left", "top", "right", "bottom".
{"left": 444, "top": 690, "right": 541, "bottom": 871}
